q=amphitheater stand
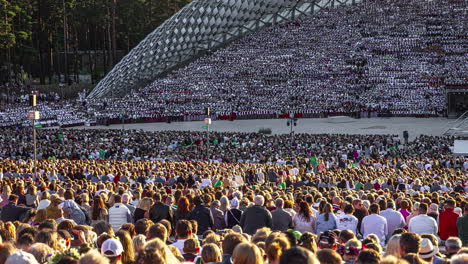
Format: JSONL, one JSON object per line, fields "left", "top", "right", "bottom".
{"left": 443, "top": 110, "right": 468, "bottom": 136}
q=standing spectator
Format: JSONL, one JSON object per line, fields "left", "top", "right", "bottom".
{"left": 211, "top": 200, "right": 226, "bottom": 230}
{"left": 271, "top": 198, "right": 293, "bottom": 232}
{"left": 109, "top": 195, "right": 132, "bottom": 232}
{"left": 439, "top": 199, "right": 459, "bottom": 241}
{"left": 0, "top": 194, "right": 31, "bottom": 222}
{"left": 122, "top": 193, "right": 135, "bottom": 216}
{"left": 149, "top": 193, "right": 173, "bottom": 226}
{"left": 174, "top": 197, "right": 191, "bottom": 223}
{"left": 240, "top": 195, "right": 272, "bottom": 235}
{"left": 353, "top": 199, "right": 368, "bottom": 236}
{"left": 457, "top": 204, "right": 468, "bottom": 246}
{"left": 225, "top": 198, "right": 243, "bottom": 229}
{"left": 62, "top": 189, "right": 86, "bottom": 225}
{"left": 188, "top": 196, "right": 213, "bottom": 235}
{"left": 408, "top": 203, "right": 438, "bottom": 236}
{"left": 293, "top": 201, "right": 316, "bottom": 233}
{"left": 380, "top": 201, "right": 406, "bottom": 240}
{"left": 171, "top": 220, "right": 193, "bottom": 255}
{"left": 90, "top": 195, "right": 108, "bottom": 225}
{"left": 316, "top": 203, "right": 337, "bottom": 235}
{"left": 361, "top": 204, "right": 387, "bottom": 246}
{"left": 336, "top": 204, "right": 359, "bottom": 234}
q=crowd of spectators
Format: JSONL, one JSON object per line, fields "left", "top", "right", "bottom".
{"left": 0, "top": 128, "right": 466, "bottom": 264}
{"left": 1, "top": 0, "right": 467, "bottom": 127}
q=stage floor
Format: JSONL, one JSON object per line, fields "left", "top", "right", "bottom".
{"left": 72, "top": 117, "right": 450, "bottom": 140}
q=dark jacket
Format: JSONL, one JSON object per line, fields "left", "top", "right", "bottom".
{"left": 240, "top": 205, "right": 272, "bottom": 234}
{"left": 271, "top": 208, "right": 293, "bottom": 231}
{"left": 189, "top": 205, "right": 214, "bottom": 235}
{"left": 1, "top": 202, "right": 31, "bottom": 222}
{"left": 225, "top": 209, "right": 242, "bottom": 228}
{"left": 149, "top": 202, "right": 173, "bottom": 226}
{"left": 211, "top": 207, "right": 226, "bottom": 230}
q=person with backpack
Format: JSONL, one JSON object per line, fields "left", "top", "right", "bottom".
{"left": 62, "top": 189, "right": 87, "bottom": 225}
{"left": 225, "top": 197, "right": 243, "bottom": 229}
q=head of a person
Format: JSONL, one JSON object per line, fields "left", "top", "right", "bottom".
{"left": 183, "top": 238, "right": 200, "bottom": 254}
{"left": 418, "top": 238, "right": 438, "bottom": 262}
{"left": 399, "top": 232, "right": 421, "bottom": 256}
{"left": 254, "top": 195, "right": 265, "bottom": 206}
{"left": 317, "top": 249, "right": 342, "bottom": 264}
{"left": 369, "top": 203, "right": 380, "bottom": 214}
{"left": 445, "top": 199, "right": 456, "bottom": 209}
{"left": 8, "top": 194, "right": 19, "bottom": 204}
{"left": 384, "top": 235, "right": 402, "bottom": 258}
{"left": 101, "top": 238, "right": 123, "bottom": 264}
{"left": 355, "top": 249, "right": 381, "bottom": 264}
{"left": 175, "top": 220, "right": 192, "bottom": 240}
{"left": 5, "top": 250, "right": 39, "bottom": 264}
{"left": 223, "top": 233, "right": 247, "bottom": 256}
{"left": 445, "top": 237, "right": 462, "bottom": 254}
{"left": 27, "top": 243, "right": 55, "bottom": 264}
{"left": 201, "top": 243, "right": 222, "bottom": 264}
{"left": 279, "top": 246, "right": 319, "bottom": 264}
{"left": 298, "top": 232, "right": 317, "bottom": 254}
{"left": 418, "top": 203, "right": 428, "bottom": 215}
{"left": 232, "top": 243, "right": 263, "bottom": 264}
{"left": 146, "top": 223, "right": 167, "bottom": 242}
{"left": 78, "top": 250, "right": 110, "bottom": 264}
{"left": 115, "top": 230, "right": 135, "bottom": 264}
{"left": 275, "top": 198, "right": 284, "bottom": 209}
{"left": 266, "top": 237, "right": 290, "bottom": 264}
{"left": 134, "top": 219, "right": 153, "bottom": 236}
{"left": 338, "top": 229, "right": 356, "bottom": 244}
{"left": 136, "top": 238, "right": 178, "bottom": 264}
{"left": 132, "top": 234, "right": 146, "bottom": 255}
{"left": 318, "top": 231, "right": 337, "bottom": 250}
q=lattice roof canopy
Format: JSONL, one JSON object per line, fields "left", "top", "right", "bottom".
{"left": 88, "top": 0, "right": 361, "bottom": 98}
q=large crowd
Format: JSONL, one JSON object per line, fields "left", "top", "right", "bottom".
{"left": 1, "top": 0, "right": 467, "bottom": 127}
{"left": 0, "top": 128, "right": 466, "bottom": 264}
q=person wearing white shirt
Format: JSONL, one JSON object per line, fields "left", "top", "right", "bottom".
{"left": 336, "top": 204, "right": 359, "bottom": 234}
{"left": 408, "top": 203, "right": 438, "bottom": 236}
{"left": 361, "top": 204, "right": 388, "bottom": 246}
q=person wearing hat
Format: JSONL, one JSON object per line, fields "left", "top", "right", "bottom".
{"left": 318, "top": 231, "right": 337, "bottom": 250}
{"left": 101, "top": 238, "right": 124, "bottom": 264}
{"left": 419, "top": 238, "right": 438, "bottom": 263}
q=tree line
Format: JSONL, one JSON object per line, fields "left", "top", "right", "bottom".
{"left": 0, "top": 0, "right": 190, "bottom": 86}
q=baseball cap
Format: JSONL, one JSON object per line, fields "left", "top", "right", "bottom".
{"left": 101, "top": 238, "right": 124, "bottom": 257}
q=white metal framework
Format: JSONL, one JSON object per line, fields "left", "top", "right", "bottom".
{"left": 88, "top": 0, "right": 361, "bottom": 98}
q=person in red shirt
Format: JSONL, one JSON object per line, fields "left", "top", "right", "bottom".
{"left": 439, "top": 199, "right": 459, "bottom": 241}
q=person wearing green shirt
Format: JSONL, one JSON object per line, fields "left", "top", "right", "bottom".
{"left": 214, "top": 177, "right": 223, "bottom": 188}
{"left": 457, "top": 204, "right": 468, "bottom": 246}
{"left": 355, "top": 181, "right": 364, "bottom": 190}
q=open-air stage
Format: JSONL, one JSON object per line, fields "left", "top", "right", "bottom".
{"left": 73, "top": 117, "right": 452, "bottom": 140}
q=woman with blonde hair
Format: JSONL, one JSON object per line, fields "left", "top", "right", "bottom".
{"left": 45, "top": 194, "right": 63, "bottom": 220}
{"left": 136, "top": 238, "right": 180, "bottom": 264}
{"left": 133, "top": 234, "right": 147, "bottom": 258}
{"left": 134, "top": 197, "right": 153, "bottom": 222}
{"left": 232, "top": 243, "right": 264, "bottom": 264}
{"left": 201, "top": 243, "right": 222, "bottom": 264}
{"left": 384, "top": 234, "right": 401, "bottom": 258}
{"left": 0, "top": 185, "right": 11, "bottom": 208}
{"left": 115, "top": 230, "right": 135, "bottom": 264}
